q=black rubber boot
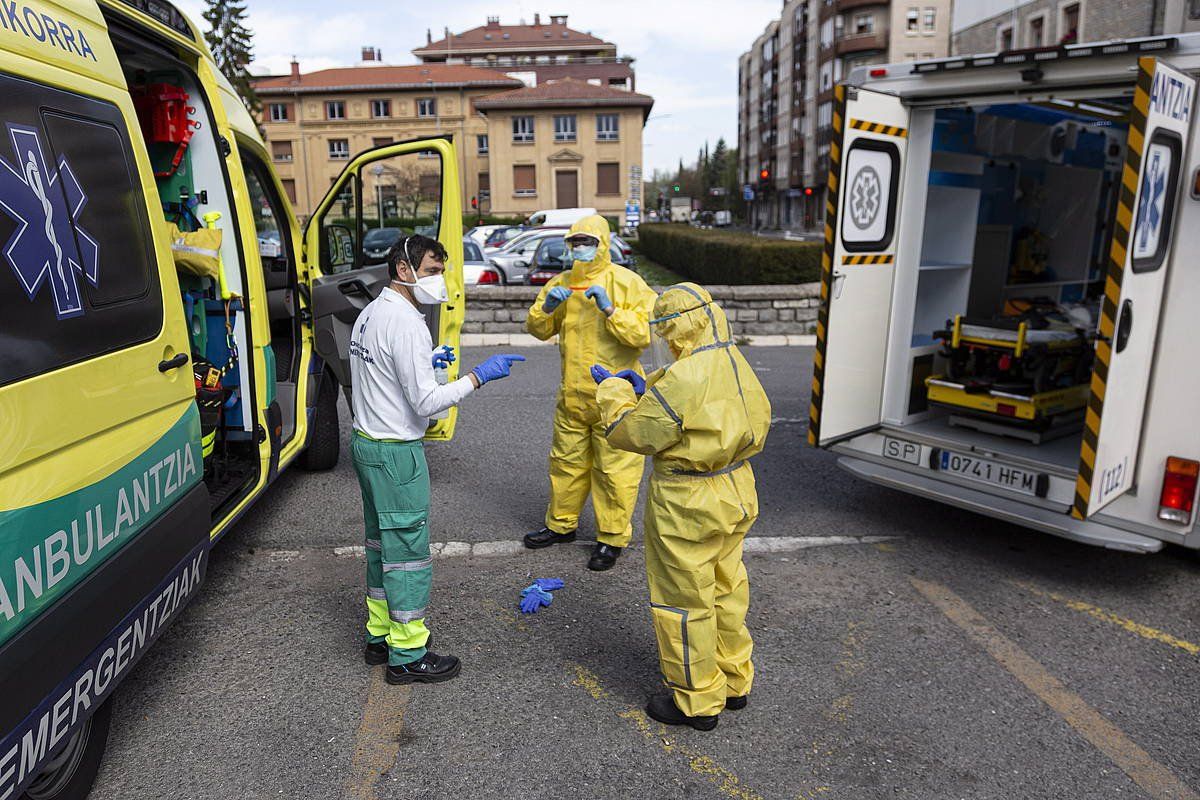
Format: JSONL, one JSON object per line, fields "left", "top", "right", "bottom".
{"left": 365, "top": 636, "right": 432, "bottom": 666}
{"left": 523, "top": 527, "right": 577, "bottom": 549}
{"left": 386, "top": 651, "right": 461, "bottom": 685}
{"left": 725, "top": 695, "right": 749, "bottom": 711}
{"left": 646, "top": 692, "right": 718, "bottom": 731}
{"left": 587, "top": 542, "right": 622, "bottom": 571}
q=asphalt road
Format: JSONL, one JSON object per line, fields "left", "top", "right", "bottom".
{"left": 92, "top": 345, "right": 1200, "bottom": 800}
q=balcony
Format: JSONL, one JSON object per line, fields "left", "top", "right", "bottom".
{"left": 836, "top": 0, "right": 888, "bottom": 11}
{"left": 836, "top": 31, "right": 888, "bottom": 56}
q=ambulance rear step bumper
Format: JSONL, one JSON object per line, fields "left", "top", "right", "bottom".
{"left": 837, "top": 456, "right": 1164, "bottom": 554}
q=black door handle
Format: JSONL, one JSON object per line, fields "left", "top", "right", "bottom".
{"left": 1116, "top": 299, "right": 1133, "bottom": 353}
{"left": 159, "top": 353, "right": 189, "bottom": 372}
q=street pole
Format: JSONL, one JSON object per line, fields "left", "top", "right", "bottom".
{"left": 371, "top": 163, "right": 385, "bottom": 228}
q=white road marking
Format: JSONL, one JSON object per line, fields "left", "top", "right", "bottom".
{"left": 331, "top": 535, "right": 896, "bottom": 559}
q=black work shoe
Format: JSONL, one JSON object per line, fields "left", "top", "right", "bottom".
{"left": 523, "top": 527, "right": 577, "bottom": 549}
{"left": 646, "top": 692, "right": 718, "bottom": 731}
{"left": 364, "top": 636, "right": 433, "bottom": 666}
{"left": 364, "top": 641, "right": 388, "bottom": 666}
{"left": 725, "top": 695, "right": 749, "bottom": 711}
{"left": 385, "top": 651, "right": 461, "bottom": 685}
{"left": 587, "top": 542, "right": 622, "bottom": 571}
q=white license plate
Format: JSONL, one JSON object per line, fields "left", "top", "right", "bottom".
{"left": 938, "top": 450, "right": 1040, "bottom": 496}
{"left": 882, "top": 437, "right": 922, "bottom": 465}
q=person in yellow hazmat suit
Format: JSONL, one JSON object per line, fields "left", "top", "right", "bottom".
{"left": 524, "top": 214, "right": 658, "bottom": 571}
{"left": 593, "top": 283, "right": 771, "bottom": 730}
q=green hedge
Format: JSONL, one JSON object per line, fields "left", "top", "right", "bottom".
{"left": 636, "top": 224, "right": 821, "bottom": 285}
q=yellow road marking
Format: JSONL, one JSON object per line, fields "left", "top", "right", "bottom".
{"left": 343, "top": 669, "right": 413, "bottom": 800}
{"left": 566, "top": 662, "right": 765, "bottom": 800}
{"left": 1015, "top": 582, "right": 1200, "bottom": 656}
{"left": 912, "top": 578, "right": 1200, "bottom": 800}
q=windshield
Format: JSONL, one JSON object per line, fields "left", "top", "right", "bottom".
{"left": 364, "top": 227, "right": 402, "bottom": 245}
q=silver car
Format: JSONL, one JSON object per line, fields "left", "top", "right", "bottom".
{"left": 487, "top": 226, "right": 569, "bottom": 284}
{"left": 462, "top": 238, "right": 503, "bottom": 286}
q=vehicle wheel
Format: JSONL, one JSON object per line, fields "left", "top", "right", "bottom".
{"left": 21, "top": 698, "right": 113, "bottom": 800}
{"left": 300, "top": 370, "right": 340, "bottom": 471}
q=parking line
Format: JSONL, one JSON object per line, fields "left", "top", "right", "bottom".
{"left": 1014, "top": 581, "right": 1200, "bottom": 656}
{"left": 343, "top": 669, "right": 413, "bottom": 800}
{"left": 912, "top": 578, "right": 1200, "bottom": 800}
{"left": 566, "top": 662, "right": 765, "bottom": 800}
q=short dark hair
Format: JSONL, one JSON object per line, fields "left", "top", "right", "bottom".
{"left": 388, "top": 234, "right": 448, "bottom": 280}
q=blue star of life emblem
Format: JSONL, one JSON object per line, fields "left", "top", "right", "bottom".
{"left": 1136, "top": 149, "right": 1166, "bottom": 254}
{"left": 0, "top": 124, "right": 98, "bottom": 319}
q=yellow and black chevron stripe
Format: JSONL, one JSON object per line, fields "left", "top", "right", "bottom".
{"left": 1072, "top": 56, "right": 1153, "bottom": 520}
{"left": 842, "top": 254, "right": 894, "bottom": 265}
{"left": 850, "top": 118, "right": 907, "bottom": 138}
{"left": 809, "top": 85, "right": 847, "bottom": 447}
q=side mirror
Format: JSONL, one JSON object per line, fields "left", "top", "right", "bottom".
{"left": 325, "top": 225, "right": 354, "bottom": 271}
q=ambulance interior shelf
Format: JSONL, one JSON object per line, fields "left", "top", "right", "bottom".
{"left": 895, "top": 95, "right": 1130, "bottom": 446}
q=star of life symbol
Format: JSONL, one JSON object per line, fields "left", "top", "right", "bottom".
{"left": 0, "top": 124, "right": 98, "bottom": 319}
{"left": 849, "top": 165, "right": 882, "bottom": 230}
{"left": 1136, "top": 148, "right": 1166, "bottom": 254}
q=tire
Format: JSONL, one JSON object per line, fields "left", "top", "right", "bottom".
{"left": 300, "top": 370, "right": 340, "bottom": 471}
{"left": 21, "top": 698, "right": 113, "bottom": 800}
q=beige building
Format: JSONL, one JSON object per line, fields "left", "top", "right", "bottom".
{"left": 254, "top": 62, "right": 523, "bottom": 220}
{"left": 474, "top": 79, "right": 653, "bottom": 221}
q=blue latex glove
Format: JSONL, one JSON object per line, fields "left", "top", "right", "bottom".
{"left": 616, "top": 369, "right": 646, "bottom": 397}
{"left": 431, "top": 345, "right": 455, "bottom": 369}
{"left": 542, "top": 286, "right": 571, "bottom": 313}
{"left": 533, "top": 577, "right": 565, "bottom": 592}
{"left": 471, "top": 354, "right": 526, "bottom": 386}
{"left": 585, "top": 285, "right": 613, "bottom": 314}
{"left": 519, "top": 584, "right": 554, "bottom": 614}
{"left": 590, "top": 364, "right": 614, "bottom": 384}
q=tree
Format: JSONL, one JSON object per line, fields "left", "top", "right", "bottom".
{"left": 203, "top": 0, "right": 259, "bottom": 116}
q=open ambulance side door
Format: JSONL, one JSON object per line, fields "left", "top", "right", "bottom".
{"left": 809, "top": 84, "right": 910, "bottom": 446}
{"left": 302, "top": 136, "right": 465, "bottom": 440}
{"left": 1075, "top": 58, "right": 1195, "bottom": 518}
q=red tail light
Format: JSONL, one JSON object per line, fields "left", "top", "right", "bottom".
{"left": 1158, "top": 457, "right": 1199, "bottom": 524}
{"left": 477, "top": 268, "right": 500, "bottom": 285}
{"left": 996, "top": 403, "right": 1017, "bottom": 417}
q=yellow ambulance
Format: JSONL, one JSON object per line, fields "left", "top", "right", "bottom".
{"left": 0, "top": 2, "right": 464, "bottom": 796}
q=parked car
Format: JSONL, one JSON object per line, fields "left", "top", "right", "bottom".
{"left": 487, "top": 226, "right": 569, "bottom": 284}
{"left": 462, "top": 238, "right": 503, "bottom": 286}
{"left": 483, "top": 225, "right": 525, "bottom": 251}
{"left": 362, "top": 226, "right": 404, "bottom": 264}
{"left": 466, "top": 224, "right": 506, "bottom": 248}
{"left": 610, "top": 233, "right": 634, "bottom": 261}
{"left": 524, "top": 235, "right": 635, "bottom": 285}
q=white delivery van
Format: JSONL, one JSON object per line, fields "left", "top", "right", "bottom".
{"left": 525, "top": 207, "right": 597, "bottom": 227}
{"left": 809, "top": 35, "right": 1200, "bottom": 553}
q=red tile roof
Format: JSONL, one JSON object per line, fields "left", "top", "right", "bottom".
{"left": 414, "top": 20, "right": 613, "bottom": 55}
{"left": 474, "top": 78, "right": 654, "bottom": 116}
{"left": 254, "top": 64, "right": 523, "bottom": 94}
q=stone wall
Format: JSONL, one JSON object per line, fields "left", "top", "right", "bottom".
{"left": 463, "top": 283, "right": 820, "bottom": 343}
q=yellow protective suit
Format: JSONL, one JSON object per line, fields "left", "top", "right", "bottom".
{"left": 526, "top": 215, "right": 658, "bottom": 546}
{"left": 596, "top": 283, "right": 772, "bottom": 717}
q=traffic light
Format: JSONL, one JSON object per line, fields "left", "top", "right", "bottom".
{"left": 471, "top": 195, "right": 478, "bottom": 210}
{"left": 759, "top": 168, "right": 770, "bottom": 181}
{"left": 672, "top": 184, "right": 680, "bottom": 193}
{"left": 804, "top": 187, "right": 813, "bottom": 196}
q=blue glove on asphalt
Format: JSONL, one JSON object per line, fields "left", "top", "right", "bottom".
{"left": 585, "top": 285, "right": 613, "bottom": 313}
{"left": 590, "top": 364, "right": 614, "bottom": 384}
{"left": 615, "top": 369, "right": 646, "bottom": 397}
{"left": 470, "top": 354, "right": 526, "bottom": 386}
{"left": 542, "top": 286, "right": 571, "bottom": 313}
{"left": 519, "top": 584, "right": 554, "bottom": 614}
{"left": 533, "top": 578, "right": 565, "bottom": 592}
{"left": 431, "top": 345, "right": 455, "bottom": 369}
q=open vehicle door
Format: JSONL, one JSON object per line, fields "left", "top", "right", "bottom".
{"left": 303, "top": 136, "right": 464, "bottom": 440}
{"left": 810, "top": 84, "right": 910, "bottom": 446}
{"left": 1075, "top": 58, "right": 1196, "bottom": 518}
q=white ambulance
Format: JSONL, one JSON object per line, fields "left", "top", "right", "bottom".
{"left": 809, "top": 35, "right": 1200, "bottom": 553}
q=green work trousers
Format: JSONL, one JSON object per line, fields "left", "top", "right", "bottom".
{"left": 351, "top": 431, "right": 432, "bottom": 666}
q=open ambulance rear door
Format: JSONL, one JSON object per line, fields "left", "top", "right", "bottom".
{"left": 302, "top": 136, "right": 465, "bottom": 440}
{"left": 1075, "top": 58, "right": 1196, "bottom": 518}
{"left": 810, "top": 85, "right": 911, "bottom": 446}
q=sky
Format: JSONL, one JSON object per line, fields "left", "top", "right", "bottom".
{"left": 173, "top": 0, "right": 783, "bottom": 175}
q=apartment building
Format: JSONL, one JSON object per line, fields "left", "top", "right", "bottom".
{"left": 414, "top": 14, "right": 636, "bottom": 91}
{"left": 474, "top": 79, "right": 652, "bottom": 221}
{"left": 738, "top": 0, "right": 950, "bottom": 229}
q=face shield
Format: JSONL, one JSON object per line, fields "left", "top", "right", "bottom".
{"left": 643, "top": 301, "right": 712, "bottom": 372}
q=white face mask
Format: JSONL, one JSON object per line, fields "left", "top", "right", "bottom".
{"left": 396, "top": 272, "right": 449, "bottom": 305}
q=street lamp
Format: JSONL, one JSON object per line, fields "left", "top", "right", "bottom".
{"left": 370, "top": 163, "right": 385, "bottom": 228}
